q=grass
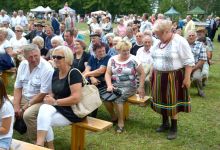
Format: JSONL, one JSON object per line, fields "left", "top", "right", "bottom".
{"left": 9, "top": 23, "right": 220, "bottom": 150}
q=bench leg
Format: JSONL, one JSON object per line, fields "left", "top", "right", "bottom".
{"left": 123, "top": 102, "right": 129, "bottom": 120}
{"left": 71, "top": 124, "right": 85, "bottom": 150}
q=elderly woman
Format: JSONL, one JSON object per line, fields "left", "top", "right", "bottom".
{"left": 130, "top": 32, "right": 143, "bottom": 55}
{"left": 117, "top": 19, "right": 127, "bottom": 38}
{"left": 105, "top": 40, "right": 145, "bottom": 133}
{"left": 0, "top": 28, "right": 17, "bottom": 86}
{"left": 32, "top": 36, "right": 48, "bottom": 57}
{"left": 72, "top": 39, "right": 90, "bottom": 72}
{"left": 84, "top": 43, "right": 111, "bottom": 117}
{"left": 151, "top": 20, "right": 195, "bottom": 140}
{"left": 48, "top": 36, "right": 64, "bottom": 59}
{"left": 107, "top": 36, "right": 122, "bottom": 56}
{"left": 36, "top": 46, "right": 83, "bottom": 149}
{"left": 9, "top": 25, "right": 27, "bottom": 52}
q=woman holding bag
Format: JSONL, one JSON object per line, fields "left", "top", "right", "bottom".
{"left": 36, "top": 46, "right": 83, "bottom": 149}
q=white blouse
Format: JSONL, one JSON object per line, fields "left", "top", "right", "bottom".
{"left": 151, "top": 34, "right": 195, "bottom": 71}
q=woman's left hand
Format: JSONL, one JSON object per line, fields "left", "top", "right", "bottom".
{"left": 182, "top": 77, "right": 191, "bottom": 89}
{"left": 137, "top": 87, "right": 145, "bottom": 99}
{"left": 44, "top": 95, "right": 56, "bottom": 105}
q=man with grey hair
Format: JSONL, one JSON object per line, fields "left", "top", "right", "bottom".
{"left": 13, "top": 44, "right": 54, "bottom": 141}
{"left": 136, "top": 35, "right": 153, "bottom": 94}
{"left": 17, "top": 10, "right": 28, "bottom": 29}
{"left": 187, "top": 30, "right": 207, "bottom": 97}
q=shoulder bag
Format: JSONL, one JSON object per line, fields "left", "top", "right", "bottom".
{"left": 68, "top": 68, "right": 102, "bottom": 118}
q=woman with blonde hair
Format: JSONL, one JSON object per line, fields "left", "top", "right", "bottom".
{"left": 150, "top": 19, "right": 194, "bottom": 140}
{"left": 105, "top": 40, "right": 145, "bottom": 133}
{"left": 36, "top": 46, "right": 84, "bottom": 149}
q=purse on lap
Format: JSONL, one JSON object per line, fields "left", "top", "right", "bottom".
{"left": 68, "top": 68, "right": 102, "bottom": 118}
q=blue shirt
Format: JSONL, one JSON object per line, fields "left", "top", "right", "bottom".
{"left": 45, "top": 34, "right": 55, "bottom": 50}
{"left": 190, "top": 41, "right": 207, "bottom": 63}
{"left": 87, "top": 55, "right": 111, "bottom": 81}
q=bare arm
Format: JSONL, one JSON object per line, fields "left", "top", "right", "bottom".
{"left": 137, "top": 64, "right": 146, "bottom": 98}
{"left": 84, "top": 66, "right": 106, "bottom": 78}
{"left": 44, "top": 83, "right": 82, "bottom": 106}
{"left": 192, "top": 60, "right": 205, "bottom": 72}
{"left": 182, "top": 65, "right": 193, "bottom": 88}
{"left": 0, "top": 117, "right": 12, "bottom": 135}
{"left": 5, "top": 47, "right": 17, "bottom": 57}
{"left": 13, "top": 88, "right": 22, "bottom": 117}
{"left": 105, "top": 66, "right": 113, "bottom": 91}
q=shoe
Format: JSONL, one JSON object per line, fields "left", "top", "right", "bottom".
{"left": 115, "top": 126, "right": 124, "bottom": 133}
{"left": 156, "top": 124, "right": 170, "bottom": 132}
{"left": 167, "top": 130, "right": 177, "bottom": 140}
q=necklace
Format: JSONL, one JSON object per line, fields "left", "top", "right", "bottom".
{"left": 158, "top": 33, "right": 173, "bottom": 49}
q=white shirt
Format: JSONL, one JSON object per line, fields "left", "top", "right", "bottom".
{"left": 0, "top": 40, "right": 11, "bottom": 54}
{"left": 136, "top": 47, "right": 153, "bottom": 65}
{"left": 14, "top": 57, "right": 54, "bottom": 100}
{"left": 151, "top": 34, "right": 195, "bottom": 71}
{"left": 16, "top": 15, "right": 28, "bottom": 27}
{"left": 10, "top": 37, "right": 28, "bottom": 51}
{"left": 11, "top": 16, "right": 18, "bottom": 27}
{"left": 140, "top": 20, "right": 152, "bottom": 33}
{"left": 0, "top": 100, "right": 14, "bottom": 139}
{"left": 6, "top": 28, "right": 16, "bottom": 41}
{"left": 136, "top": 47, "right": 153, "bottom": 74}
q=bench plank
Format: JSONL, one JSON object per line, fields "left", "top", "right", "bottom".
{"left": 74, "top": 116, "right": 113, "bottom": 132}
{"left": 11, "top": 139, "right": 50, "bottom": 150}
{"left": 127, "top": 94, "right": 151, "bottom": 104}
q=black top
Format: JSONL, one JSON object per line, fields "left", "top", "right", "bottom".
{"left": 72, "top": 51, "right": 90, "bottom": 72}
{"left": 130, "top": 43, "right": 143, "bottom": 55}
{"left": 52, "top": 68, "right": 83, "bottom": 122}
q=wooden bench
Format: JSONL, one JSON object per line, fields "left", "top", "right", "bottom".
{"left": 71, "top": 116, "right": 112, "bottom": 150}
{"left": 124, "top": 94, "right": 151, "bottom": 120}
{"left": 11, "top": 139, "right": 50, "bottom": 150}
{"left": 9, "top": 94, "right": 112, "bottom": 150}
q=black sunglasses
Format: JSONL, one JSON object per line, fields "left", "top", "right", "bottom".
{"left": 52, "top": 55, "right": 65, "bottom": 60}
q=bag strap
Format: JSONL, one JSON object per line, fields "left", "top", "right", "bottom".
{"left": 68, "top": 68, "right": 88, "bottom": 86}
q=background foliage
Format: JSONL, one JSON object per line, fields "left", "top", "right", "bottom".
{"left": 0, "top": 0, "right": 219, "bottom": 16}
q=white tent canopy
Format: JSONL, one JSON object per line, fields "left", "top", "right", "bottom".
{"left": 30, "top": 6, "right": 54, "bottom": 13}
{"left": 59, "top": 7, "right": 75, "bottom": 15}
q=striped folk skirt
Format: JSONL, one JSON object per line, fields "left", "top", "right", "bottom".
{"left": 150, "top": 69, "right": 191, "bottom": 116}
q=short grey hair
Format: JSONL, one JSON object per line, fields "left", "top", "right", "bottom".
{"left": 32, "top": 36, "right": 44, "bottom": 49}
{"left": 22, "top": 44, "right": 40, "bottom": 54}
{"left": 143, "top": 35, "right": 153, "bottom": 43}
{"left": 53, "top": 46, "right": 73, "bottom": 66}
{"left": 51, "top": 36, "right": 64, "bottom": 45}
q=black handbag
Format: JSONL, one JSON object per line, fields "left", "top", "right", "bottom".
{"left": 13, "top": 118, "right": 27, "bottom": 134}
{"left": 100, "top": 88, "right": 122, "bottom": 101}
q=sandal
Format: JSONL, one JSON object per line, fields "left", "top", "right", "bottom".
{"left": 115, "top": 126, "right": 124, "bottom": 133}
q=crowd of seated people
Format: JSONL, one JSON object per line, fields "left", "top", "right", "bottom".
{"left": 0, "top": 9, "right": 217, "bottom": 149}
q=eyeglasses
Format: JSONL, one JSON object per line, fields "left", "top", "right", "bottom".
{"left": 15, "top": 30, "right": 22, "bottom": 32}
{"left": 52, "top": 55, "right": 65, "bottom": 60}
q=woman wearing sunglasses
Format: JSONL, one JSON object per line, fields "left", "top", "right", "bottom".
{"left": 36, "top": 46, "right": 84, "bottom": 149}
